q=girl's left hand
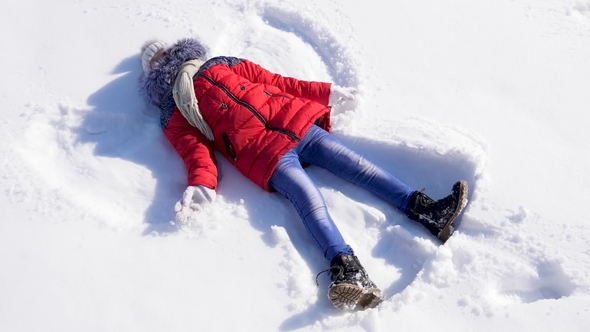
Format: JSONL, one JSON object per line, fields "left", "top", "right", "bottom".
{"left": 329, "top": 85, "right": 356, "bottom": 106}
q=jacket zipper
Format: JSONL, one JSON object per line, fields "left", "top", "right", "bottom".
{"left": 198, "top": 74, "right": 301, "bottom": 142}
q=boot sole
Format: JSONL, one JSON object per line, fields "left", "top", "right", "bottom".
{"left": 329, "top": 284, "right": 384, "bottom": 310}
{"left": 358, "top": 288, "right": 385, "bottom": 309}
{"left": 437, "top": 180, "right": 468, "bottom": 243}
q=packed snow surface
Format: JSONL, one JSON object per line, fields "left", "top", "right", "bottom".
{"left": 1, "top": 0, "right": 589, "bottom": 331}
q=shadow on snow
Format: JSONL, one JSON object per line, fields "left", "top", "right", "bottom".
{"left": 76, "top": 55, "right": 186, "bottom": 235}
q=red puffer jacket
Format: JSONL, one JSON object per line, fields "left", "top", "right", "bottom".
{"left": 164, "top": 56, "right": 332, "bottom": 191}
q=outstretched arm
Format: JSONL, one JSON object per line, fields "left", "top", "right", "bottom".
{"left": 163, "top": 109, "right": 218, "bottom": 190}
{"left": 231, "top": 59, "right": 332, "bottom": 105}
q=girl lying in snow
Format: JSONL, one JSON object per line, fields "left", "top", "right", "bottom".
{"left": 139, "top": 38, "right": 468, "bottom": 310}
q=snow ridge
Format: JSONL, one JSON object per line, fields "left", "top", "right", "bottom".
{"left": 1, "top": 0, "right": 589, "bottom": 331}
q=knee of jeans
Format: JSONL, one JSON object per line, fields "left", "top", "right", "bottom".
{"left": 300, "top": 200, "right": 330, "bottom": 218}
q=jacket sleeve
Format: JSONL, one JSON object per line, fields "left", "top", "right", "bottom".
{"left": 163, "top": 108, "right": 218, "bottom": 190}
{"left": 231, "top": 59, "right": 332, "bottom": 105}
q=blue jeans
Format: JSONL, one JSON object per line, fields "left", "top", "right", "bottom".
{"left": 269, "top": 125, "right": 415, "bottom": 263}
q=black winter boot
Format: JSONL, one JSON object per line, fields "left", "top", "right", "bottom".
{"left": 326, "top": 254, "right": 384, "bottom": 310}
{"left": 406, "top": 180, "right": 468, "bottom": 243}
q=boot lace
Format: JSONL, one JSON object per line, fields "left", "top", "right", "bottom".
{"left": 315, "top": 265, "right": 344, "bottom": 286}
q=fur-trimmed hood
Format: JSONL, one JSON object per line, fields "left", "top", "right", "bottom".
{"left": 140, "top": 38, "right": 208, "bottom": 106}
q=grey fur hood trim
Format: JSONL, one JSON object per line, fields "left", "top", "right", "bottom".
{"left": 140, "top": 38, "right": 208, "bottom": 106}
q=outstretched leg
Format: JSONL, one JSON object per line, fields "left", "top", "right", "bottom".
{"left": 298, "top": 125, "right": 468, "bottom": 242}
{"left": 269, "top": 148, "right": 353, "bottom": 263}
{"left": 270, "top": 149, "right": 383, "bottom": 310}
{"left": 273, "top": 126, "right": 394, "bottom": 309}
{"left": 297, "top": 125, "right": 416, "bottom": 212}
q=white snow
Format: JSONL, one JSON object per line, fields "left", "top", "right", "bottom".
{"left": 1, "top": 0, "right": 590, "bottom": 331}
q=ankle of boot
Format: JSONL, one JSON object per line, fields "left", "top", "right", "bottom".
{"left": 402, "top": 190, "right": 420, "bottom": 214}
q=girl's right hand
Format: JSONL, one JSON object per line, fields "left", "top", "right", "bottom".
{"left": 174, "top": 185, "right": 217, "bottom": 227}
